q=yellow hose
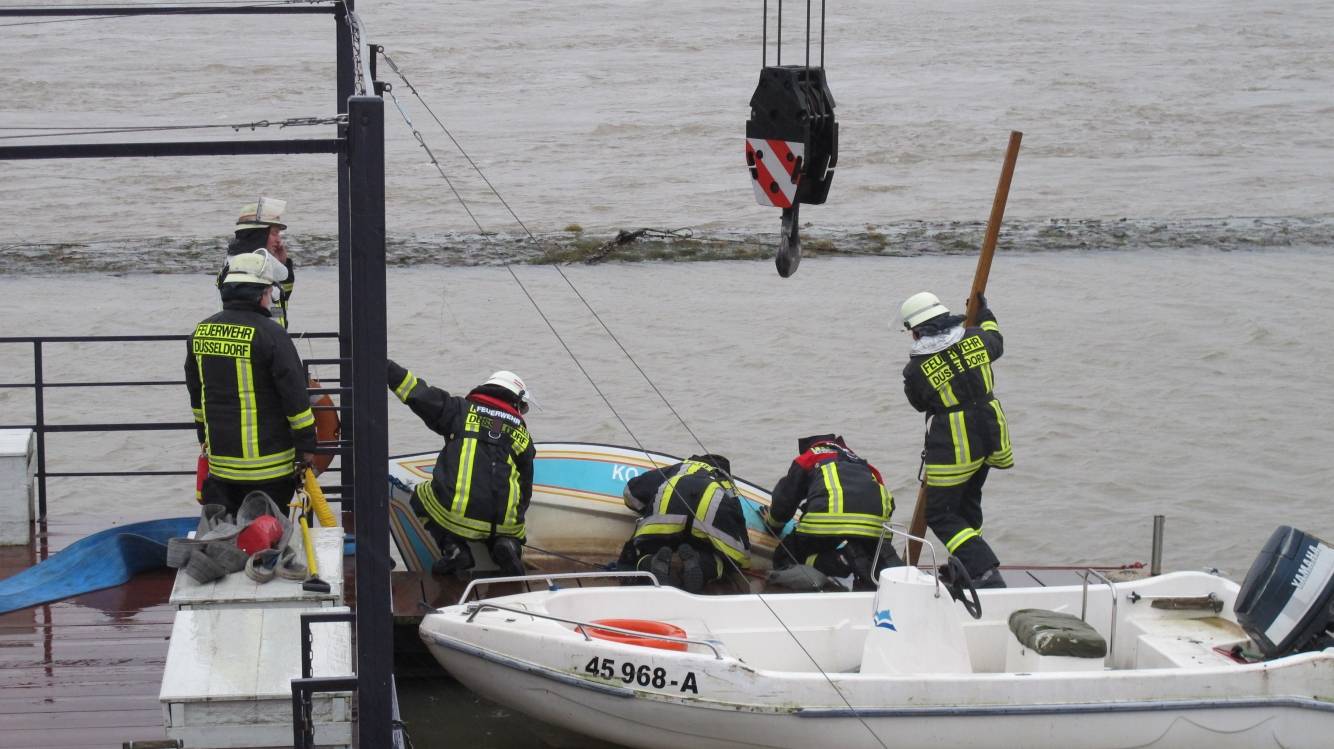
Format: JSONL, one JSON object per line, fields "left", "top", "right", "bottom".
{"left": 299, "top": 514, "right": 319, "bottom": 576}
{"left": 303, "top": 467, "right": 338, "bottom": 528}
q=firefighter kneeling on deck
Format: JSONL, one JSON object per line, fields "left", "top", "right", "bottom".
{"left": 900, "top": 291, "right": 1013, "bottom": 589}
{"left": 618, "top": 454, "right": 750, "bottom": 593}
{"left": 765, "top": 435, "right": 901, "bottom": 591}
{"left": 387, "top": 361, "right": 535, "bottom": 577}
{"left": 186, "top": 250, "right": 316, "bottom": 515}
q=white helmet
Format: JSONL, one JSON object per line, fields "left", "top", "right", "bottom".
{"left": 221, "top": 249, "right": 289, "bottom": 286}
{"left": 235, "top": 196, "right": 288, "bottom": 231}
{"left": 899, "top": 291, "right": 949, "bottom": 330}
{"left": 482, "top": 370, "right": 533, "bottom": 412}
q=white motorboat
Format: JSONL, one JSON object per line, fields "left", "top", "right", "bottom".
{"left": 418, "top": 526, "right": 1334, "bottom": 749}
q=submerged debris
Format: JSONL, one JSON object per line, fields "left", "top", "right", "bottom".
{"left": 2, "top": 216, "right": 1331, "bottom": 274}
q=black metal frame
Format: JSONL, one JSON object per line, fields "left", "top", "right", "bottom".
{"left": 0, "top": 333, "right": 342, "bottom": 517}
{"left": 0, "top": 2, "right": 393, "bottom": 746}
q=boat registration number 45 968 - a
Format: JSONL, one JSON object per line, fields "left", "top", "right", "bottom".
{"left": 583, "top": 656, "right": 699, "bottom": 693}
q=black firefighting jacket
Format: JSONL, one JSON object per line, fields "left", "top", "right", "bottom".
{"left": 389, "top": 360, "right": 535, "bottom": 541}
{"left": 625, "top": 460, "right": 751, "bottom": 568}
{"left": 768, "top": 442, "right": 893, "bottom": 539}
{"left": 185, "top": 300, "right": 315, "bottom": 483}
{"left": 902, "top": 306, "right": 1013, "bottom": 481}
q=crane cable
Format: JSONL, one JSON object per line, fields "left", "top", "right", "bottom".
{"left": 377, "top": 43, "right": 889, "bottom": 749}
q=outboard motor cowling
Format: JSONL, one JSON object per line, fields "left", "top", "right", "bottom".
{"left": 1234, "top": 526, "right": 1334, "bottom": 659}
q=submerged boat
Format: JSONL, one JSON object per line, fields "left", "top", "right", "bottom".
{"left": 418, "top": 526, "right": 1334, "bottom": 749}
{"left": 388, "top": 441, "right": 783, "bottom": 572}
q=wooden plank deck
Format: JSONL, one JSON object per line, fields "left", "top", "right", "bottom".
{"left": 0, "top": 517, "right": 178, "bottom": 749}
{"left": 0, "top": 518, "right": 356, "bottom": 749}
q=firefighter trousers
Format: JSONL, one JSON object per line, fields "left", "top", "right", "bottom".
{"left": 925, "top": 464, "right": 1000, "bottom": 578}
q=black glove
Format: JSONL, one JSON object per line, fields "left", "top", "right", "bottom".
{"left": 387, "top": 359, "right": 410, "bottom": 393}
{"left": 971, "top": 292, "right": 988, "bottom": 311}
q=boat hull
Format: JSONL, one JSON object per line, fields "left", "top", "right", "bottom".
{"left": 420, "top": 572, "right": 1334, "bottom": 749}
{"left": 427, "top": 634, "right": 1334, "bottom": 749}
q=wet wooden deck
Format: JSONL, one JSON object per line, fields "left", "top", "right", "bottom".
{"left": 0, "top": 520, "right": 178, "bottom": 749}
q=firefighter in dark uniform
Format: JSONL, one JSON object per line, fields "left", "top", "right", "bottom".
{"left": 899, "top": 291, "right": 1013, "bottom": 588}
{"left": 765, "top": 435, "right": 901, "bottom": 591}
{"left": 186, "top": 250, "right": 316, "bottom": 516}
{"left": 221, "top": 197, "right": 295, "bottom": 329}
{"left": 619, "top": 454, "right": 750, "bottom": 593}
{"left": 388, "top": 362, "right": 535, "bottom": 577}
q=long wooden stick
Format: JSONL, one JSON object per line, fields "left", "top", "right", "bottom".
{"left": 906, "top": 130, "right": 1023, "bottom": 566}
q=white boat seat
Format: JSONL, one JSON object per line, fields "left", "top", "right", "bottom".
{"left": 1008, "top": 608, "right": 1107, "bottom": 658}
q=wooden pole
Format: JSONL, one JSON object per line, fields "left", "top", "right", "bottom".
{"left": 906, "top": 130, "right": 1022, "bottom": 566}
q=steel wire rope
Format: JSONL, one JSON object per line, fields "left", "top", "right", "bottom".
{"left": 712, "top": 548, "right": 890, "bottom": 749}
{"left": 0, "top": 0, "right": 317, "bottom": 27}
{"left": 500, "top": 262, "right": 665, "bottom": 473}
{"left": 382, "top": 83, "right": 486, "bottom": 234}
{"left": 376, "top": 52, "right": 893, "bottom": 609}
{"left": 374, "top": 67, "right": 898, "bottom": 741}
{"left": 6, "top": 0, "right": 319, "bottom": 6}
{"left": 376, "top": 46, "right": 888, "bottom": 746}
{"left": 0, "top": 115, "right": 346, "bottom": 140}
{"left": 379, "top": 49, "right": 712, "bottom": 456}
{"left": 378, "top": 51, "right": 531, "bottom": 240}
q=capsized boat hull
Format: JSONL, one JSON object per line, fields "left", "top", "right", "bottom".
{"left": 389, "top": 442, "right": 780, "bottom": 571}
{"left": 420, "top": 571, "right": 1334, "bottom": 749}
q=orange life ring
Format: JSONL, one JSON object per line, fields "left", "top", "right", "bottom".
{"left": 308, "top": 378, "right": 341, "bottom": 475}
{"left": 579, "top": 618, "right": 688, "bottom": 651}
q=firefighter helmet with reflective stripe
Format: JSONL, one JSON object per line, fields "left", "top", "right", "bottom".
{"left": 222, "top": 249, "right": 289, "bottom": 286}
{"left": 482, "top": 370, "right": 532, "bottom": 412}
{"left": 899, "top": 291, "right": 950, "bottom": 330}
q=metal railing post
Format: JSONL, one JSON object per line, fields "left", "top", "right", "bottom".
{"left": 1150, "top": 515, "right": 1165, "bottom": 576}
{"left": 336, "top": 1, "right": 356, "bottom": 504}
{"left": 348, "top": 92, "right": 390, "bottom": 749}
{"left": 33, "top": 341, "right": 47, "bottom": 519}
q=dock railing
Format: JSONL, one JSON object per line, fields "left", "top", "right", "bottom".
{"left": 0, "top": 332, "right": 344, "bottom": 522}
{"left": 0, "top": 2, "right": 395, "bottom": 744}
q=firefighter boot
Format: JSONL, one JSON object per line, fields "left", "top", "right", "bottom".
{"left": 676, "top": 543, "right": 706, "bottom": 594}
{"left": 431, "top": 539, "right": 475, "bottom": 576}
{"left": 490, "top": 536, "right": 525, "bottom": 577}
{"left": 647, "top": 546, "right": 678, "bottom": 588}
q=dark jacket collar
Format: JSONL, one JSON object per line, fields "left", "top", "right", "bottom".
{"left": 222, "top": 299, "right": 272, "bottom": 317}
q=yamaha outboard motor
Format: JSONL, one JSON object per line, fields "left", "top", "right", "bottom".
{"left": 1234, "top": 526, "right": 1334, "bottom": 659}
